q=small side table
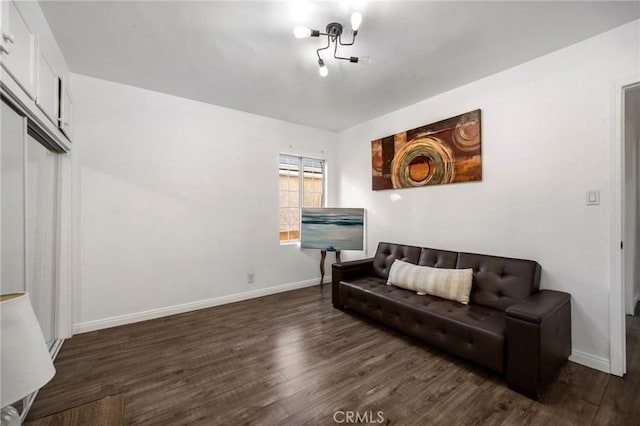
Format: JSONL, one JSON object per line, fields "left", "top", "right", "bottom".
{"left": 320, "top": 249, "right": 341, "bottom": 290}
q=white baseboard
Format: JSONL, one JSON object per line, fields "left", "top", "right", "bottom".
{"left": 569, "top": 349, "right": 610, "bottom": 374}
{"left": 73, "top": 277, "right": 325, "bottom": 334}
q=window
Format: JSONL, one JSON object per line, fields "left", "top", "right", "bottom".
{"left": 279, "top": 154, "right": 325, "bottom": 242}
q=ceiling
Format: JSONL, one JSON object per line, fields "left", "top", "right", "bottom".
{"left": 39, "top": 1, "right": 639, "bottom": 132}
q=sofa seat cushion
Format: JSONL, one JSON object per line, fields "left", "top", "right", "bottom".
{"left": 339, "top": 278, "right": 506, "bottom": 373}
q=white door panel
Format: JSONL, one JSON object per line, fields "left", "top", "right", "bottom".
{"left": 37, "top": 52, "right": 59, "bottom": 124}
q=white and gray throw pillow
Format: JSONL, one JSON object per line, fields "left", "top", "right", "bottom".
{"left": 387, "top": 259, "right": 473, "bottom": 304}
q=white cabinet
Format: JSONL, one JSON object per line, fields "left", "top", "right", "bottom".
{"left": 0, "top": 0, "right": 71, "bottom": 149}
{"left": 1, "top": 0, "right": 36, "bottom": 98}
{"left": 36, "top": 51, "right": 58, "bottom": 124}
{"left": 60, "top": 87, "right": 72, "bottom": 140}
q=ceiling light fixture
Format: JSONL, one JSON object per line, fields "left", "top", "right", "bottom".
{"left": 318, "top": 58, "right": 329, "bottom": 77}
{"left": 293, "top": 12, "right": 370, "bottom": 77}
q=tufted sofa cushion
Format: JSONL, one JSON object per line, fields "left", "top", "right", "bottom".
{"left": 457, "top": 252, "right": 541, "bottom": 312}
{"left": 418, "top": 247, "right": 458, "bottom": 268}
{"left": 373, "top": 242, "right": 421, "bottom": 279}
{"left": 339, "top": 277, "right": 506, "bottom": 372}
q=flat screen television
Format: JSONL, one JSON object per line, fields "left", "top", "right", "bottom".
{"left": 301, "top": 208, "right": 364, "bottom": 250}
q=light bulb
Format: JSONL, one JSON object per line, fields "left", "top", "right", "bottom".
{"left": 293, "top": 26, "right": 312, "bottom": 38}
{"left": 350, "top": 12, "right": 363, "bottom": 31}
{"left": 318, "top": 59, "right": 328, "bottom": 77}
{"left": 357, "top": 56, "right": 372, "bottom": 65}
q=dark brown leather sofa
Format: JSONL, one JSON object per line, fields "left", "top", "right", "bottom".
{"left": 332, "top": 242, "right": 571, "bottom": 399}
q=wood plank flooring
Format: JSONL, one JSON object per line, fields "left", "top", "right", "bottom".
{"left": 27, "top": 287, "right": 640, "bottom": 425}
{"left": 26, "top": 394, "right": 124, "bottom": 426}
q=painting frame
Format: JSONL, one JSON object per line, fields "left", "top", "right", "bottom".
{"left": 300, "top": 208, "right": 365, "bottom": 251}
{"left": 371, "top": 109, "right": 482, "bottom": 190}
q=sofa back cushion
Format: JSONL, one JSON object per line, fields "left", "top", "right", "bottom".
{"left": 457, "top": 252, "right": 541, "bottom": 311}
{"left": 418, "top": 247, "right": 458, "bottom": 268}
{"left": 373, "top": 242, "right": 421, "bottom": 279}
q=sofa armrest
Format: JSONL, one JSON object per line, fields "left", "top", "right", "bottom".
{"left": 505, "top": 290, "right": 571, "bottom": 399}
{"left": 331, "top": 258, "right": 374, "bottom": 309}
{"left": 506, "top": 290, "right": 571, "bottom": 324}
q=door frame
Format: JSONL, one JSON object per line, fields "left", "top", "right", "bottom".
{"left": 610, "top": 77, "right": 640, "bottom": 376}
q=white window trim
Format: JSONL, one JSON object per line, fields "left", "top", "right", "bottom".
{"left": 278, "top": 154, "right": 326, "bottom": 244}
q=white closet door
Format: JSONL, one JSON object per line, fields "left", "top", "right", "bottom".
{"left": 1, "top": 101, "right": 26, "bottom": 294}
{"left": 26, "top": 134, "right": 58, "bottom": 344}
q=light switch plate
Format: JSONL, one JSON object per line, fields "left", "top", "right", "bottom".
{"left": 586, "top": 190, "right": 600, "bottom": 206}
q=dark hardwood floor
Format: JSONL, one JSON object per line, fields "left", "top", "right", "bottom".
{"left": 26, "top": 394, "right": 124, "bottom": 426}
{"left": 28, "top": 287, "right": 640, "bottom": 425}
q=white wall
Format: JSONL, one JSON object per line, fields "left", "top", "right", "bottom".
{"left": 336, "top": 21, "right": 640, "bottom": 371}
{"left": 71, "top": 74, "right": 338, "bottom": 331}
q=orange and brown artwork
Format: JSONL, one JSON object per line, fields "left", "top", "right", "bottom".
{"left": 371, "top": 109, "right": 481, "bottom": 190}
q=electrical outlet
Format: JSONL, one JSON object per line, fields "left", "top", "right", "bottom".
{"left": 247, "top": 272, "right": 255, "bottom": 283}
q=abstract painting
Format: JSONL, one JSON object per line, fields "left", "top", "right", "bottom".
{"left": 301, "top": 208, "right": 364, "bottom": 251}
{"left": 371, "top": 109, "right": 482, "bottom": 190}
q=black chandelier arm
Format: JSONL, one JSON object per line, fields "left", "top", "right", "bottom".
{"left": 332, "top": 39, "right": 359, "bottom": 63}
{"left": 316, "top": 36, "right": 331, "bottom": 61}
{"left": 334, "top": 53, "right": 360, "bottom": 63}
{"left": 337, "top": 30, "right": 357, "bottom": 47}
